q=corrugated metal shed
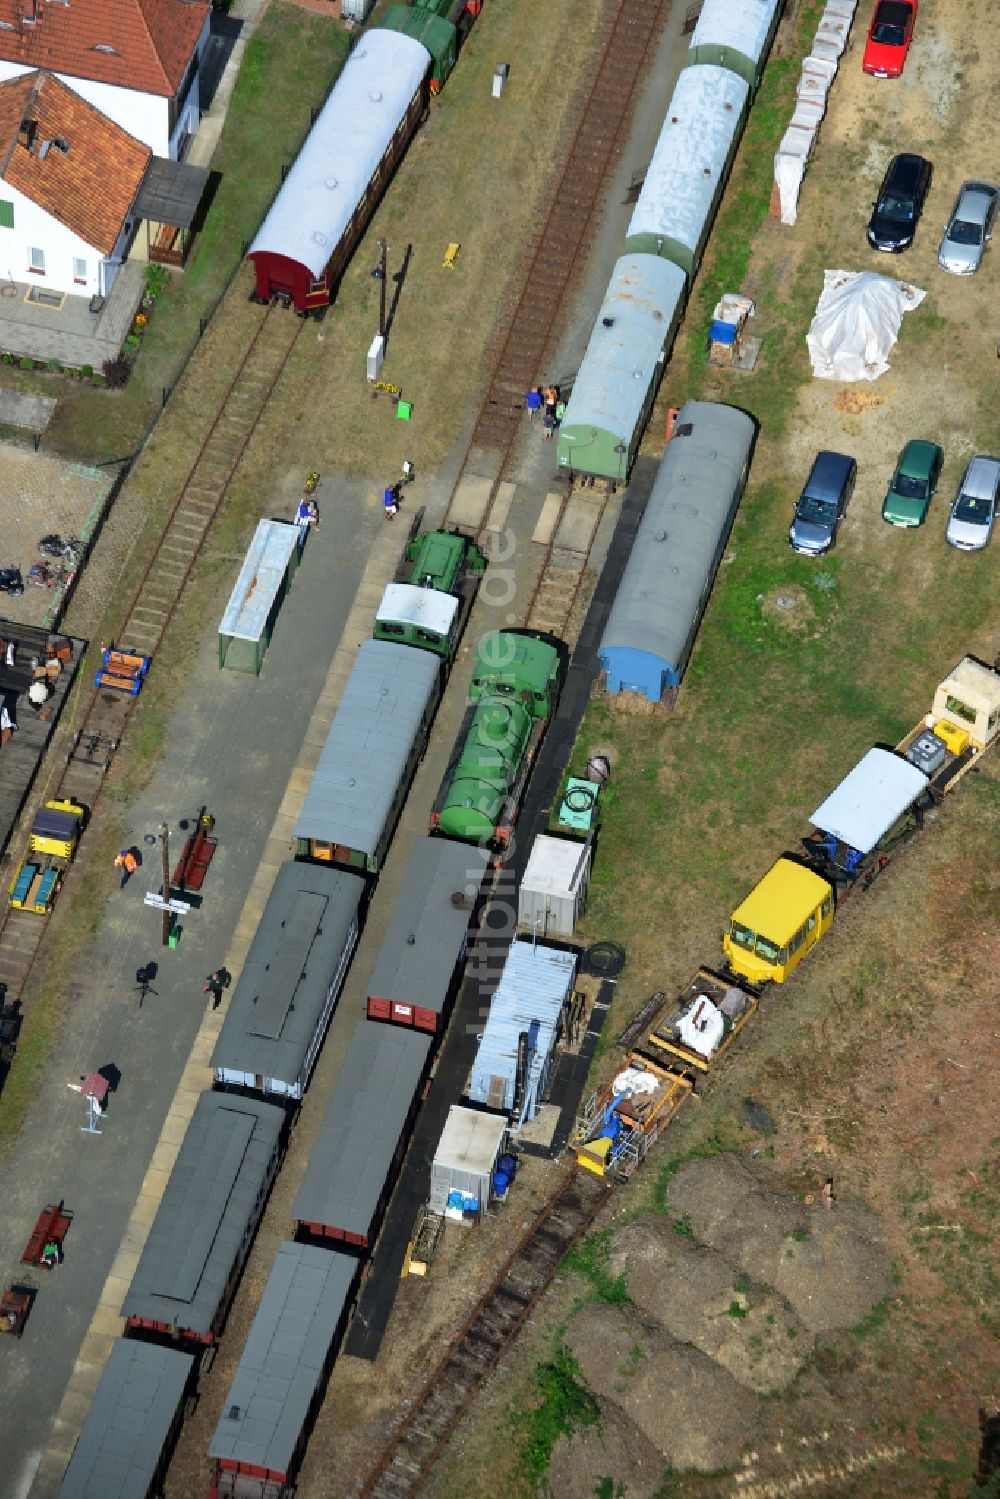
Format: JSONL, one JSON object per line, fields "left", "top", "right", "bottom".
{"left": 211, "top": 863, "right": 366, "bottom": 1099}
{"left": 294, "top": 639, "right": 440, "bottom": 865}
{"left": 430, "top": 1105, "right": 507, "bottom": 1214}
{"left": 122, "top": 1093, "right": 284, "bottom": 1339}
{"left": 60, "top": 1339, "right": 193, "bottom": 1499}
{"left": 556, "top": 253, "right": 686, "bottom": 484}
{"left": 625, "top": 66, "right": 749, "bottom": 272}
{"left": 293, "top": 1022, "right": 431, "bottom": 1245}
{"left": 688, "top": 0, "right": 783, "bottom": 86}
{"left": 208, "top": 1243, "right": 357, "bottom": 1483}
{"left": 600, "top": 400, "right": 756, "bottom": 702}
{"left": 809, "top": 747, "right": 928, "bottom": 854}
{"left": 468, "top": 940, "right": 577, "bottom": 1126}
{"left": 366, "top": 837, "right": 488, "bottom": 1030}
{"left": 246, "top": 32, "right": 429, "bottom": 278}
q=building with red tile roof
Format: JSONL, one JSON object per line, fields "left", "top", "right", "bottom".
{"left": 0, "top": 0, "right": 210, "bottom": 158}
{"left": 0, "top": 70, "right": 150, "bottom": 295}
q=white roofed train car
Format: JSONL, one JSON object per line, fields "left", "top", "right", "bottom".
{"left": 687, "top": 0, "right": 784, "bottom": 89}
{"left": 801, "top": 746, "right": 930, "bottom": 888}
{"left": 625, "top": 65, "right": 749, "bottom": 276}
{"left": 246, "top": 30, "right": 431, "bottom": 314}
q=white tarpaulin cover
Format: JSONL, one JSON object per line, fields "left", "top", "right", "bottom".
{"left": 807, "top": 270, "right": 926, "bottom": 381}
{"left": 677, "top": 996, "right": 725, "bottom": 1058}
{"left": 613, "top": 1067, "right": 658, "bottom": 1097}
{"left": 809, "top": 747, "right": 929, "bottom": 853}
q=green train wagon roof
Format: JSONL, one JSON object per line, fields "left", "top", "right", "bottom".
{"left": 472, "top": 631, "right": 560, "bottom": 700}
{"left": 406, "top": 530, "right": 468, "bottom": 592}
{"left": 379, "top": 5, "right": 454, "bottom": 65}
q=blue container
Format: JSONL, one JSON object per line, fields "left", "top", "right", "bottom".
{"left": 492, "top": 1169, "right": 510, "bottom": 1197}
{"left": 497, "top": 1153, "right": 518, "bottom": 1179}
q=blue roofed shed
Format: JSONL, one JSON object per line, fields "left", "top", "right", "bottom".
{"left": 625, "top": 66, "right": 749, "bottom": 274}
{"left": 468, "top": 939, "right": 578, "bottom": 1129}
{"left": 599, "top": 400, "right": 756, "bottom": 703}
{"left": 556, "top": 254, "right": 687, "bottom": 484}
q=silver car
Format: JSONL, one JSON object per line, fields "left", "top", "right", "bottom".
{"left": 945, "top": 457, "right": 1000, "bottom": 551}
{"left": 938, "top": 180, "right": 999, "bottom": 275}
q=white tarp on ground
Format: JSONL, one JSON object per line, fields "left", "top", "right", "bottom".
{"left": 775, "top": 125, "right": 814, "bottom": 225}
{"left": 807, "top": 270, "right": 926, "bottom": 381}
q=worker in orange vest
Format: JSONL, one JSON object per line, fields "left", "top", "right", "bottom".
{"left": 114, "top": 848, "right": 139, "bottom": 888}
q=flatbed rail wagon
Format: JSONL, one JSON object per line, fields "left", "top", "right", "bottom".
{"left": 634, "top": 968, "right": 757, "bottom": 1076}
{"left": 572, "top": 1054, "right": 693, "bottom": 1182}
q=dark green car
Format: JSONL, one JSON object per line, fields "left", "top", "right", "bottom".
{"left": 882, "top": 440, "right": 944, "bottom": 526}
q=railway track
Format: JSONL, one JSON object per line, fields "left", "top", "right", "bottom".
{"left": 0, "top": 305, "right": 303, "bottom": 1004}
{"left": 523, "top": 488, "right": 612, "bottom": 641}
{"left": 451, "top": 0, "right": 667, "bottom": 492}
{"left": 362, "top": 1169, "right": 611, "bottom": 1498}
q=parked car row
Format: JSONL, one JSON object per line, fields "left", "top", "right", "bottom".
{"left": 789, "top": 448, "right": 1000, "bottom": 555}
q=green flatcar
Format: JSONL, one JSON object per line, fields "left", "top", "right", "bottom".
{"left": 431, "top": 631, "right": 562, "bottom": 846}
{"left": 373, "top": 528, "right": 485, "bottom": 660}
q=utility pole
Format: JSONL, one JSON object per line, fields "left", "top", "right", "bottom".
{"left": 159, "top": 822, "right": 170, "bottom": 947}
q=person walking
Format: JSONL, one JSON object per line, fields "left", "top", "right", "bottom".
{"left": 294, "top": 496, "right": 319, "bottom": 546}
{"left": 204, "top": 967, "right": 231, "bottom": 1009}
{"left": 383, "top": 483, "right": 402, "bottom": 520}
{"left": 114, "top": 848, "right": 138, "bottom": 887}
{"left": 542, "top": 385, "right": 559, "bottom": 441}
{"left": 524, "top": 386, "right": 543, "bottom": 421}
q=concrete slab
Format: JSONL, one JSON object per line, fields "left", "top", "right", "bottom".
{"left": 484, "top": 479, "right": 516, "bottom": 535}
{"left": 532, "top": 491, "right": 564, "bottom": 545}
{"left": 0, "top": 386, "right": 56, "bottom": 431}
{"left": 0, "top": 262, "right": 144, "bottom": 367}
{"left": 554, "top": 496, "right": 602, "bottom": 554}
{"left": 448, "top": 474, "right": 493, "bottom": 529}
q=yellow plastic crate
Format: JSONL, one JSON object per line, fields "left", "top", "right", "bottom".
{"left": 933, "top": 719, "right": 970, "bottom": 755}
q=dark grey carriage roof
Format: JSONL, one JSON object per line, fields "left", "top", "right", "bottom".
{"left": 122, "top": 1093, "right": 284, "bottom": 1336}
{"left": 294, "top": 640, "right": 440, "bottom": 857}
{"left": 211, "top": 863, "right": 365, "bottom": 1086}
{"left": 208, "top": 1243, "right": 357, "bottom": 1478}
{"left": 600, "top": 400, "right": 756, "bottom": 674}
{"left": 60, "top": 1339, "right": 193, "bottom": 1499}
{"left": 367, "top": 838, "right": 488, "bottom": 1013}
{"left": 293, "top": 1022, "right": 431, "bottom": 1238}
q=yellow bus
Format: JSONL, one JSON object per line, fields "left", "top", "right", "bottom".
{"left": 723, "top": 857, "right": 834, "bottom": 985}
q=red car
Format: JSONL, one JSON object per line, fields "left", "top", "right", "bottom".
{"left": 862, "top": 0, "right": 916, "bottom": 78}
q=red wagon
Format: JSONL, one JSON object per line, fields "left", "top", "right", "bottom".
{"left": 22, "top": 1202, "right": 73, "bottom": 1266}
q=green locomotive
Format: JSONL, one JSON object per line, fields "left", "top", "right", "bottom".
{"left": 373, "top": 528, "right": 485, "bottom": 661}
{"left": 378, "top": 0, "right": 482, "bottom": 92}
{"left": 430, "top": 631, "right": 562, "bottom": 846}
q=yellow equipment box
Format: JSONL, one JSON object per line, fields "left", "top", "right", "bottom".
{"left": 932, "top": 719, "right": 970, "bottom": 756}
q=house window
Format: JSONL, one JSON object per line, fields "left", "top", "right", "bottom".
{"left": 0, "top": 199, "right": 13, "bottom": 229}
{"left": 73, "top": 257, "right": 87, "bottom": 284}
{"left": 28, "top": 246, "right": 45, "bottom": 274}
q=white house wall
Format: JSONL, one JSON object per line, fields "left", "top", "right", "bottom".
{"left": 0, "top": 61, "right": 200, "bottom": 158}
{"left": 0, "top": 179, "right": 133, "bottom": 297}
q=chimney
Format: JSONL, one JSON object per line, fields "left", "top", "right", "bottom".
{"left": 18, "top": 117, "right": 36, "bottom": 151}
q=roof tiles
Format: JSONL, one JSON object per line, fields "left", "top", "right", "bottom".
{"left": 0, "top": 70, "right": 150, "bottom": 252}
{"left": 0, "top": 0, "right": 208, "bottom": 96}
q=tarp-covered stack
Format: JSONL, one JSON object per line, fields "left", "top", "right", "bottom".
{"left": 775, "top": 0, "right": 858, "bottom": 225}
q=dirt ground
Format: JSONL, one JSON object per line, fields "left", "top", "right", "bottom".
{"left": 0, "top": 444, "right": 111, "bottom": 627}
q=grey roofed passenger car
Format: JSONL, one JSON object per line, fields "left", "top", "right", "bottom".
{"left": 789, "top": 450, "right": 857, "bottom": 555}
{"left": 945, "top": 457, "right": 1000, "bottom": 551}
{"left": 938, "top": 180, "right": 999, "bottom": 275}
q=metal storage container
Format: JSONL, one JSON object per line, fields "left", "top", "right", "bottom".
{"left": 430, "top": 1105, "right": 508, "bottom": 1216}
{"left": 905, "top": 729, "right": 946, "bottom": 776}
{"left": 518, "top": 834, "right": 591, "bottom": 938}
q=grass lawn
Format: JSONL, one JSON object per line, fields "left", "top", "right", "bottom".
{"left": 31, "top": 5, "right": 351, "bottom": 464}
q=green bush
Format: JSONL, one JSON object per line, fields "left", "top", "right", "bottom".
{"left": 45, "top": 357, "right": 61, "bottom": 373}
{"left": 1, "top": 351, "right": 14, "bottom": 364}
{"left": 522, "top": 1348, "right": 600, "bottom": 1487}
{"left": 122, "top": 333, "right": 140, "bottom": 356}
{"left": 19, "top": 356, "right": 34, "bottom": 371}
{"left": 80, "top": 364, "right": 93, "bottom": 380}
{"left": 144, "top": 263, "right": 169, "bottom": 300}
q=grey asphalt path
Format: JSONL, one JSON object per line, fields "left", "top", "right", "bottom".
{"left": 0, "top": 486, "right": 379, "bottom": 1499}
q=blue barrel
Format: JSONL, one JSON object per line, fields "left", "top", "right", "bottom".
{"left": 497, "top": 1153, "right": 517, "bottom": 1179}
{"left": 492, "top": 1170, "right": 510, "bottom": 1197}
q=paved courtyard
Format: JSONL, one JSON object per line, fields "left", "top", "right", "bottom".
{"left": 0, "top": 262, "right": 145, "bottom": 370}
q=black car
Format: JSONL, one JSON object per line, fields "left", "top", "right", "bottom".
{"left": 867, "top": 152, "right": 932, "bottom": 252}
{"left": 789, "top": 450, "right": 857, "bottom": 555}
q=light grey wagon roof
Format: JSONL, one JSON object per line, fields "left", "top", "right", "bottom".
{"left": 809, "top": 746, "right": 929, "bottom": 854}
{"left": 294, "top": 639, "right": 440, "bottom": 857}
{"left": 600, "top": 400, "right": 756, "bottom": 673}
{"left": 122, "top": 1093, "right": 284, "bottom": 1336}
{"left": 367, "top": 837, "right": 488, "bottom": 1013}
{"left": 559, "top": 254, "right": 686, "bottom": 449}
{"left": 627, "top": 65, "right": 748, "bottom": 255}
{"left": 293, "top": 1022, "right": 430, "bottom": 1239}
{"left": 60, "top": 1340, "right": 193, "bottom": 1499}
{"left": 208, "top": 1243, "right": 356, "bottom": 1479}
{"left": 689, "top": 0, "right": 782, "bottom": 69}
{"left": 247, "top": 30, "right": 430, "bottom": 279}
{"left": 211, "top": 863, "right": 365, "bottom": 1088}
